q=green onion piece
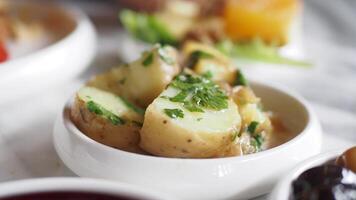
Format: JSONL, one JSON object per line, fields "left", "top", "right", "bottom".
{"left": 215, "top": 38, "right": 312, "bottom": 67}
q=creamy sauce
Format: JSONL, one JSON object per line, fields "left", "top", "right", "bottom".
{"left": 267, "top": 116, "right": 296, "bottom": 149}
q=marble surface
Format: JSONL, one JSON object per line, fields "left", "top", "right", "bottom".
{"left": 0, "top": 0, "right": 355, "bottom": 199}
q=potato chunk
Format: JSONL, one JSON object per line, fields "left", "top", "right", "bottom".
{"left": 71, "top": 86, "right": 144, "bottom": 153}
{"left": 140, "top": 74, "right": 241, "bottom": 158}
{"left": 229, "top": 86, "right": 273, "bottom": 155}
{"left": 182, "top": 41, "right": 239, "bottom": 85}
{"left": 88, "top": 44, "right": 180, "bottom": 107}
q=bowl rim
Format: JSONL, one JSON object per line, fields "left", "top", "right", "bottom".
{"left": 269, "top": 150, "right": 345, "bottom": 200}
{"left": 0, "top": 2, "right": 93, "bottom": 71}
{"left": 0, "top": 177, "right": 172, "bottom": 199}
{"left": 60, "top": 80, "right": 317, "bottom": 163}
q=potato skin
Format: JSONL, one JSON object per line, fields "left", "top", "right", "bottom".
{"left": 139, "top": 107, "right": 235, "bottom": 158}
{"left": 71, "top": 96, "right": 144, "bottom": 154}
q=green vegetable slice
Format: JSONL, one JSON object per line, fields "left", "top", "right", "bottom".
{"left": 216, "top": 38, "right": 312, "bottom": 67}
{"left": 119, "top": 10, "right": 177, "bottom": 45}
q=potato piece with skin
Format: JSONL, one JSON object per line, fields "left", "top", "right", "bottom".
{"left": 182, "top": 41, "right": 239, "bottom": 85}
{"left": 140, "top": 74, "right": 241, "bottom": 158}
{"left": 88, "top": 44, "right": 180, "bottom": 108}
{"left": 183, "top": 41, "right": 230, "bottom": 64}
{"left": 194, "top": 58, "right": 236, "bottom": 84}
{"left": 71, "top": 86, "right": 145, "bottom": 153}
{"left": 230, "top": 86, "right": 273, "bottom": 154}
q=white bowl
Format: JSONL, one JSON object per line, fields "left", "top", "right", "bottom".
{"left": 0, "top": 3, "right": 96, "bottom": 105}
{"left": 269, "top": 150, "right": 345, "bottom": 200}
{"left": 0, "top": 177, "right": 173, "bottom": 199}
{"left": 53, "top": 81, "right": 322, "bottom": 200}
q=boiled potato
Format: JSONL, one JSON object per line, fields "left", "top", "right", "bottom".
{"left": 230, "top": 86, "right": 272, "bottom": 154}
{"left": 71, "top": 86, "right": 144, "bottom": 153}
{"left": 88, "top": 44, "right": 180, "bottom": 107}
{"left": 182, "top": 41, "right": 230, "bottom": 64}
{"left": 140, "top": 74, "right": 241, "bottom": 158}
{"left": 182, "top": 41, "right": 239, "bottom": 85}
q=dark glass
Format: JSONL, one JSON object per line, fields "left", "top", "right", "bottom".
{"left": 289, "top": 165, "right": 356, "bottom": 200}
{"left": 0, "top": 191, "right": 142, "bottom": 200}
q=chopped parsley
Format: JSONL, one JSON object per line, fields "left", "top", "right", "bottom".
{"left": 142, "top": 52, "right": 154, "bottom": 67}
{"left": 86, "top": 101, "right": 125, "bottom": 125}
{"left": 164, "top": 108, "right": 184, "bottom": 119}
{"left": 231, "top": 130, "right": 239, "bottom": 142}
{"left": 158, "top": 47, "right": 174, "bottom": 65}
{"left": 202, "top": 71, "right": 213, "bottom": 79}
{"left": 120, "top": 97, "right": 145, "bottom": 115}
{"left": 247, "top": 121, "right": 259, "bottom": 135}
{"left": 167, "top": 73, "right": 228, "bottom": 113}
{"left": 251, "top": 134, "right": 264, "bottom": 150}
{"left": 234, "top": 71, "right": 248, "bottom": 86}
{"left": 187, "top": 50, "right": 214, "bottom": 68}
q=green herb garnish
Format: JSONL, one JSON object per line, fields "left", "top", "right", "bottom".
{"left": 231, "top": 130, "right": 239, "bottom": 142}
{"left": 168, "top": 73, "right": 228, "bottom": 112}
{"left": 202, "top": 71, "right": 213, "bottom": 79}
{"left": 119, "top": 10, "right": 177, "bottom": 45}
{"left": 247, "top": 121, "right": 259, "bottom": 135}
{"left": 251, "top": 134, "right": 264, "bottom": 150}
{"left": 142, "top": 52, "right": 154, "bottom": 66}
{"left": 164, "top": 108, "right": 184, "bottom": 119}
{"left": 120, "top": 97, "right": 145, "bottom": 115}
{"left": 187, "top": 50, "right": 214, "bottom": 68}
{"left": 216, "top": 38, "right": 312, "bottom": 67}
{"left": 234, "top": 71, "right": 248, "bottom": 86}
{"left": 86, "top": 101, "right": 125, "bottom": 125}
{"left": 158, "top": 47, "right": 174, "bottom": 65}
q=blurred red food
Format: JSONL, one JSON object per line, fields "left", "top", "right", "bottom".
{"left": 0, "top": 42, "right": 8, "bottom": 62}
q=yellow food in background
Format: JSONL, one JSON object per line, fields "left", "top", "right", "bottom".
{"left": 223, "top": 0, "right": 300, "bottom": 45}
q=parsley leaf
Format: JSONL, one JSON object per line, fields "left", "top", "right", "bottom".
{"left": 86, "top": 101, "right": 125, "bottom": 125}
{"left": 142, "top": 52, "right": 154, "bottom": 67}
{"left": 164, "top": 108, "right": 184, "bottom": 119}
{"left": 247, "top": 121, "right": 259, "bottom": 135}
{"left": 234, "top": 71, "right": 248, "bottom": 86}
{"left": 168, "top": 73, "right": 228, "bottom": 112}
{"left": 158, "top": 47, "right": 174, "bottom": 65}
{"left": 187, "top": 50, "right": 214, "bottom": 68}
{"left": 120, "top": 97, "right": 145, "bottom": 115}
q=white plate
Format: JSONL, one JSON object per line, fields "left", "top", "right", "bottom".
{"left": 54, "top": 81, "right": 322, "bottom": 200}
{"left": 0, "top": 177, "right": 174, "bottom": 200}
{"left": 0, "top": 2, "right": 96, "bottom": 105}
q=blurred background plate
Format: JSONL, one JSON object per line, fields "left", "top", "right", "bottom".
{"left": 0, "top": 1, "right": 96, "bottom": 105}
